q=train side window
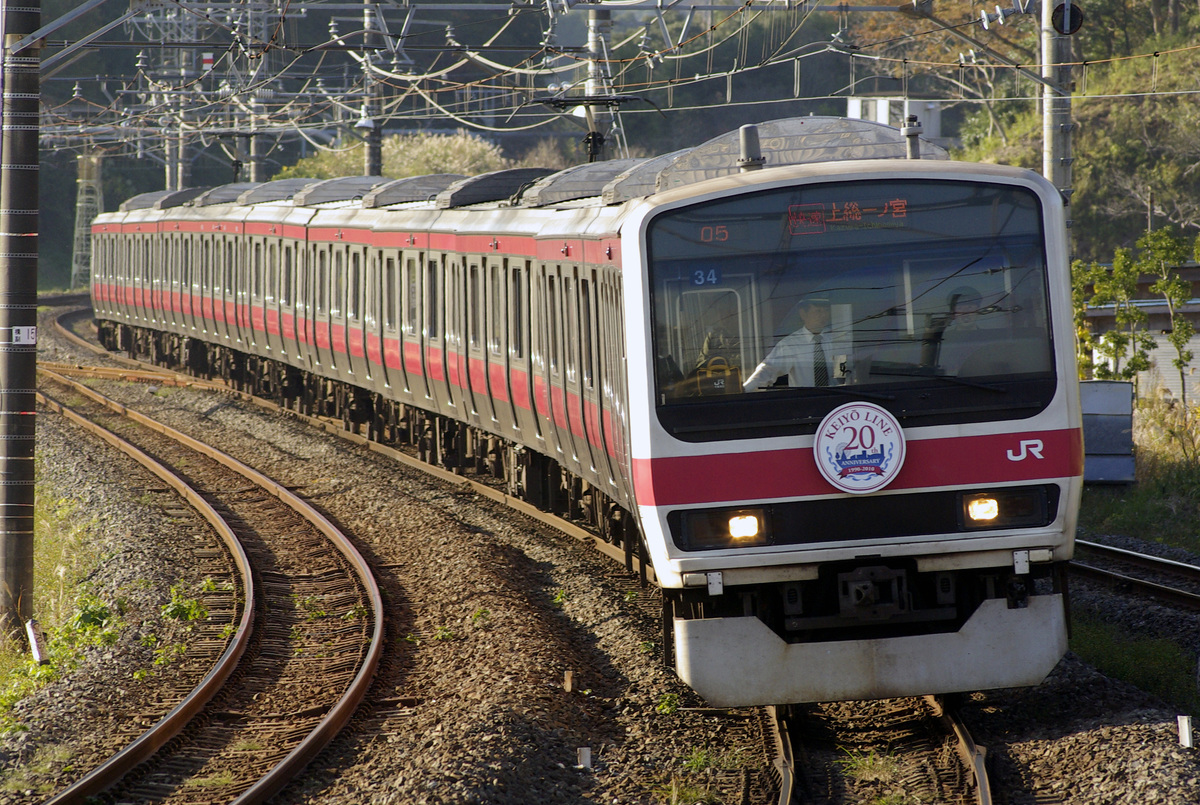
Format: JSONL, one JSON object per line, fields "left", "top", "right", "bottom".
{"left": 251, "top": 242, "right": 261, "bottom": 299}
{"left": 581, "top": 277, "right": 594, "bottom": 389}
{"left": 468, "top": 264, "right": 481, "bottom": 349}
{"left": 317, "top": 249, "right": 328, "bottom": 313}
{"left": 267, "top": 243, "right": 278, "bottom": 303}
{"left": 510, "top": 264, "right": 524, "bottom": 359}
{"left": 426, "top": 260, "right": 440, "bottom": 340}
{"left": 488, "top": 263, "right": 503, "bottom": 356}
{"left": 349, "top": 250, "right": 361, "bottom": 319}
{"left": 384, "top": 257, "right": 397, "bottom": 329}
{"left": 548, "top": 274, "right": 559, "bottom": 374}
{"left": 404, "top": 257, "right": 419, "bottom": 336}
{"left": 281, "top": 246, "right": 293, "bottom": 305}
{"left": 564, "top": 274, "right": 577, "bottom": 384}
{"left": 332, "top": 249, "right": 344, "bottom": 316}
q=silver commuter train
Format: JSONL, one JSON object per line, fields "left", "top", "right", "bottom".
{"left": 92, "top": 117, "right": 1083, "bottom": 706}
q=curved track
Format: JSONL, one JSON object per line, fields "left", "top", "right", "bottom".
{"left": 37, "top": 366, "right": 384, "bottom": 804}
{"left": 51, "top": 307, "right": 805, "bottom": 802}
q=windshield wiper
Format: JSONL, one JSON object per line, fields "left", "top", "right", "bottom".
{"left": 869, "top": 365, "right": 1008, "bottom": 393}
{"left": 816, "top": 385, "right": 896, "bottom": 401}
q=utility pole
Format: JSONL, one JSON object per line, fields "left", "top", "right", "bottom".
{"left": 0, "top": 0, "right": 40, "bottom": 637}
{"left": 1042, "top": 1, "right": 1075, "bottom": 229}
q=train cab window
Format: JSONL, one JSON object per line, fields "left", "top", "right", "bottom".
{"left": 646, "top": 178, "right": 1056, "bottom": 440}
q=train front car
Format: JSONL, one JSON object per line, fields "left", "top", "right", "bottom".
{"left": 627, "top": 158, "right": 1082, "bottom": 706}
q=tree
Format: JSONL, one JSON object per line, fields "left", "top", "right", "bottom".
{"left": 1137, "top": 226, "right": 1195, "bottom": 404}
{"left": 273, "top": 130, "right": 511, "bottom": 181}
{"left": 1084, "top": 247, "right": 1156, "bottom": 391}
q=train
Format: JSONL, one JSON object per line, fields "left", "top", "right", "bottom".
{"left": 91, "top": 116, "right": 1083, "bottom": 706}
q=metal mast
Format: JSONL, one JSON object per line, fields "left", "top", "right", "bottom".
{"left": 0, "top": 0, "right": 40, "bottom": 637}
{"left": 71, "top": 153, "right": 103, "bottom": 290}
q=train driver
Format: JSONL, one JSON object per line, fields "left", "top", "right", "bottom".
{"left": 743, "top": 296, "right": 834, "bottom": 390}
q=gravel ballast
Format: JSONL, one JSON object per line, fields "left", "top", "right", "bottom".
{"left": 3, "top": 307, "right": 1200, "bottom": 803}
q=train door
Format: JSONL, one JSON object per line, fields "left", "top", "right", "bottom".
{"left": 313, "top": 244, "right": 334, "bottom": 370}
{"left": 181, "top": 238, "right": 196, "bottom": 332}
{"left": 507, "top": 261, "right": 537, "bottom": 440}
{"left": 235, "top": 240, "right": 251, "bottom": 346}
{"left": 378, "top": 251, "right": 402, "bottom": 393}
{"left": 465, "top": 260, "right": 495, "bottom": 425}
{"left": 535, "top": 267, "right": 568, "bottom": 461}
{"left": 422, "top": 255, "right": 451, "bottom": 414}
{"left": 402, "top": 253, "right": 429, "bottom": 400}
{"left": 578, "top": 271, "right": 614, "bottom": 491}
{"left": 250, "top": 239, "right": 266, "bottom": 351}
{"left": 264, "top": 240, "right": 283, "bottom": 356}
{"left": 599, "top": 272, "right": 631, "bottom": 501}
{"left": 486, "top": 259, "right": 517, "bottom": 433}
{"left": 443, "top": 258, "right": 465, "bottom": 417}
{"left": 346, "top": 246, "right": 369, "bottom": 382}
{"left": 560, "top": 269, "right": 594, "bottom": 479}
{"left": 200, "top": 236, "right": 215, "bottom": 334}
{"left": 220, "top": 238, "right": 236, "bottom": 345}
{"left": 297, "top": 244, "right": 317, "bottom": 371}
{"left": 148, "top": 235, "right": 163, "bottom": 326}
{"left": 279, "top": 242, "right": 297, "bottom": 360}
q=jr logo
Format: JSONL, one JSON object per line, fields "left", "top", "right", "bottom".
{"left": 1007, "top": 439, "right": 1045, "bottom": 461}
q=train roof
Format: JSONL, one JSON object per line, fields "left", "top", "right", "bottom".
{"left": 106, "top": 116, "right": 950, "bottom": 218}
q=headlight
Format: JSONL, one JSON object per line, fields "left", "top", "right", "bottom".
{"left": 728, "top": 514, "right": 761, "bottom": 539}
{"left": 676, "top": 508, "right": 771, "bottom": 549}
{"left": 966, "top": 497, "right": 999, "bottom": 522}
{"left": 960, "top": 488, "right": 1048, "bottom": 530}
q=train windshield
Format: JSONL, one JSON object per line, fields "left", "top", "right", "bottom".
{"left": 646, "top": 178, "right": 1056, "bottom": 441}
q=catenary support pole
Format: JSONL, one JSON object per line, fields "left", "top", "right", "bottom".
{"left": 0, "top": 0, "right": 40, "bottom": 638}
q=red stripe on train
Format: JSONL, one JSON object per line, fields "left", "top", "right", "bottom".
{"left": 632, "top": 428, "right": 1083, "bottom": 507}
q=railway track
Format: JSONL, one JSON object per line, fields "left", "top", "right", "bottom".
{"left": 786, "top": 694, "right": 990, "bottom": 805}
{"left": 46, "top": 306, "right": 911, "bottom": 804}
{"left": 1072, "top": 539, "right": 1200, "bottom": 609}
{"left": 35, "top": 367, "right": 383, "bottom": 804}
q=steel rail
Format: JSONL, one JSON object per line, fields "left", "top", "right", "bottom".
{"left": 928, "top": 695, "right": 992, "bottom": 805}
{"left": 1076, "top": 538, "right": 1200, "bottom": 581}
{"left": 766, "top": 705, "right": 795, "bottom": 805}
{"left": 37, "top": 371, "right": 257, "bottom": 805}
{"left": 37, "top": 367, "right": 386, "bottom": 804}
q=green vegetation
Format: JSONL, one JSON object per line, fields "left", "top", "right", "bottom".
{"left": 655, "top": 693, "right": 680, "bottom": 715}
{"left": 1077, "top": 396, "right": 1200, "bottom": 549}
{"left": 161, "top": 585, "right": 209, "bottom": 623}
{"left": 1073, "top": 394, "right": 1200, "bottom": 715}
{"left": 1070, "top": 615, "right": 1200, "bottom": 713}
{"left": 651, "top": 777, "right": 721, "bottom": 805}
{"left": 272, "top": 130, "right": 512, "bottom": 182}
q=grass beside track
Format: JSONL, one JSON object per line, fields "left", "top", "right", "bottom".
{"left": 0, "top": 464, "right": 107, "bottom": 734}
{"left": 1073, "top": 398, "right": 1200, "bottom": 715}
